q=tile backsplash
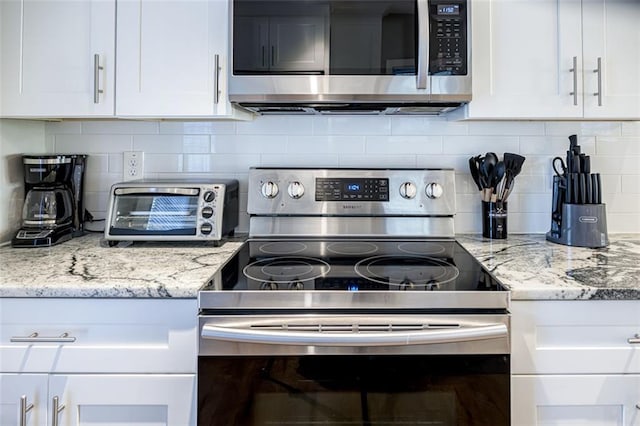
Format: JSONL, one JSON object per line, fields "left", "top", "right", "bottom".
{"left": 43, "top": 116, "right": 640, "bottom": 235}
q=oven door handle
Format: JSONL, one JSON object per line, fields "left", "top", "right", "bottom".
{"left": 201, "top": 323, "right": 507, "bottom": 346}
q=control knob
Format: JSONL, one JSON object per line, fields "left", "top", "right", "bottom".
{"left": 425, "top": 182, "right": 444, "bottom": 199}
{"left": 200, "top": 222, "right": 213, "bottom": 235}
{"left": 203, "top": 191, "right": 216, "bottom": 202}
{"left": 287, "top": 181, "right": 305, "bottom": 199}
{"left": 261, "top": 181, "right": 279, "bottom": 199}
{"left": 399, "top": 182, "right": 417, "bottom": 199}
{"left": 201, "top": 206, "right": 214, "bottom": 219}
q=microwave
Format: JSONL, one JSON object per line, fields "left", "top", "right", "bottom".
{"left": 229, "top": 0, "right": 471, "bottom": 114}
{"left": 105, "top": 179, "right": 239, "bottom": 244}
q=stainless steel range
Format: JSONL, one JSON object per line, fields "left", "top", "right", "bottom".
{"left": 198, "top": 168, "right": 510, "bottom": 426}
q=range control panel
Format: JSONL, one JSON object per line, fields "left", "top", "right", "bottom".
{"left": 429, "top": 0, "right": 467, "bottom": 75}
{"left": 315, "top": 178, "right": 389, "bottom": 201}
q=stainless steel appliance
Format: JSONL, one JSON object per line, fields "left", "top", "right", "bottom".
{"left": 229, "top": 0, "right": 471, "bottom": 115}
{"left": 105, "top": 179, "right": 239, "bottom": 244}
{"left": 198, "top": 168, "right": 510, "bottom": 425}
{"left": 12, "top": 154, "right": 87, "bottom": 248}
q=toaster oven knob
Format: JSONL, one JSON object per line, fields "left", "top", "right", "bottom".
{"left": 399, "top": 182, "right": 417, "bottom": 199}
{"left": 200, "top": 222, "right": 213, "bottom": 235}
{"left": 203, "top": 191, "right": 216, "bottom": 202}
{"left": 261, "top": 181, "right": 279, "bottom": 199}
{"left": 287, "top": 181, "right": 305, "bottom": 199}
{"left": 201, "top": 206, "right": 214, "bottom": 219}
{"left": 425, "top": 182, "right": 444, "bottom": 199}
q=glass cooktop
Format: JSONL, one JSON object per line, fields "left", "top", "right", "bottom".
{"left": 203, "top": 239, "right": 504, "bottom": 293}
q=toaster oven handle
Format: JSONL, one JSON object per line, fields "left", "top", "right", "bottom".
{"left": 416, "top": 0, "right": 429, "bottom": 89}
{"left": 201, "top": 323, "right": 507, "bottom": 346}
{"left": 114, "top": 187, "right": 200, "bottom": 196}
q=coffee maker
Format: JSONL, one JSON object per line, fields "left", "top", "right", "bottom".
{"left": 11, "top": 154, "right": 88, "bottom": 247}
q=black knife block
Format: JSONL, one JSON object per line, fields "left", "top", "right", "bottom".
{"left": 546, "top": 203, "right": 609, "bottom": 248}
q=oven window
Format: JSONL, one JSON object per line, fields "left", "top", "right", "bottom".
{"left": 233, "top": 0, "right": 416, "bottom": 75}
{"left": 109, "top": 195, "right": 198, "bottom": 235}
{"left": 198, "top": 355, "right": 509, "bottom": 425}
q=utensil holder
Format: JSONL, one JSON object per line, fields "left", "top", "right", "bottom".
{"left": 482, "top": 201, "right": 507, "bottom": 239}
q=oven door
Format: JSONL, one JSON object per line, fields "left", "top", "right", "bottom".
{"left": 198, "top": 314, "right": 510, "bottom": 426}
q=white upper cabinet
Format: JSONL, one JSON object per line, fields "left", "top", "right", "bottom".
{"left": 116, "top": 0, "right": 246, "bottom": 118}
{"left": 463, "top": 0, "right": 640, "bottom": 120}
{"left": 0, "top": 0, "right": 116, "bottom": 117}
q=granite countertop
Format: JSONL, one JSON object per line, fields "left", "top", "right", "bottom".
{"left": 0, "top": 233, "right": 244, "bottom": 298}
{"left": 1, "top": 232, "right": 639, "bottom": 300}
{"left": 458, "top": 234, "right": 640, "bottom": 301}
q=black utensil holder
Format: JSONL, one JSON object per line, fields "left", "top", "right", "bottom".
{"left": 482, "top": 201, "right": 507, "bottom": 239}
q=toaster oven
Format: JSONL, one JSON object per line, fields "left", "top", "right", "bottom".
{"left": 105, "top": 179, "right": 239, "bottom": 244}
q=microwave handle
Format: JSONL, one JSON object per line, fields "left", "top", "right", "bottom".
{"left": 416, "top": 0, "right": 429, "bottom": 89}
{"left": 201, "top": 323, "right": 507, "bottom": 346}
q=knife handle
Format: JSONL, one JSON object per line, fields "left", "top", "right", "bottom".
{"left": 572, "top": 173, "right": 580, "bottom": 204}
{"left": 581, "top": 155, "right": 591, "bottom": 174}
{"left": 566, "top": 173, "right": 573, "bottom": 204}
{"left": 585, "top": 173, "right": 592, "bottom": 204}
{"left": 595, "top": 173, "right": 602, "bottom": 204}
{"left": 573, "top": 154, "right": 581, "bottom": 173}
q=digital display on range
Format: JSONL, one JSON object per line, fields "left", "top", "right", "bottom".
{"left": 316, "top": 178, "right": 389, "bottom": 201}
{"left": 437, "top": 4, "right": 459, "bottom": 15}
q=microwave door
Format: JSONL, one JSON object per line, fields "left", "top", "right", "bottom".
{"left": 416, "top": 0, "right": 429, "bottom": 89}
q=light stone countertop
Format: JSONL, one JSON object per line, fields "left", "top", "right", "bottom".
{"left": 457, "top": 234, "right": 640, "bottom": 300}
{"left": 0, "top": 233, "right": 244, "bottom": 298}
{"left": 1, "top": 233, "right": 639, "bottom": 300}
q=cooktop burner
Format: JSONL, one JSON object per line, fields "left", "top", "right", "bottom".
{"left": 203, "top": 239, "right": 504, "bottom": 294}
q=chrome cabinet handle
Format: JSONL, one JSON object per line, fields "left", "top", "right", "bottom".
{"left": 51, "top": 396, "right": 64, "bottom": 426}
{"left": 629, "top": 334, "right": 640, "bottom": 344}
{"left": 10, "top": 332, "right": 76, "bottom": 343}
{"left": 213, "top": 54, "right": 221, "bottom": 105}
{"left": 416, "top": 0, "right": 429, "bottom": 89}
{"left": 93, "top": 54, "right": 104, "bottom": 104}
{"left": 593, "top": 57, "right": 602, "bottom": 106}
{"left": 569, "top": 56, "right": 578, "bottom": 106}
{"left": 20, "top": 396, "right": 34, "bottom": 426}
{"left": 202, "top": 323, "right": 507, "bottom": 346}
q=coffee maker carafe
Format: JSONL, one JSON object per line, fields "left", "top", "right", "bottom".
{"left": 12, "top": 154, "right": 87, "bottom": 247}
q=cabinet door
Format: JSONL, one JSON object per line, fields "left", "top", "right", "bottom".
{"left": 269, "top": 16, "right": 326, "bottom": 72}
{"left": 467, "top": 0, "right": 583, "bottom": 119}
{"left": 233, "top": 17, "right": 270, "bottom": 72}
{"left": 0, "top": 374, "right": 48, "bottom": 426}
{"left": 116, "top": 0, "right": 231, "bottom": 117}
{"left": 582, "top": 0, "right": 640, "bottom": 119}
{"left": 49, "top": 374, "right": 196, "bottom": 426}
{"left": 512, "top": 375, "right": 640, "bottom": 426}
{"left": 0, "top": 0, "right": 115, "bottom": 117}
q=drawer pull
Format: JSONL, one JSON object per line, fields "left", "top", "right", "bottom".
{"left": 20, "top": 395, "right": 34, "bottom": 426}
{"left": 10, "top": 332, "right": 76, "bottom": 343}
{"left": 628, "top": 334, "right": 640, "bottom": 344}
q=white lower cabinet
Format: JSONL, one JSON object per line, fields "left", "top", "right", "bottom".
{"left": 511, "top": 300, "right": 640, "bottom": 426}
{"left": 0, "top": 298, "right": 197, "bottom": 426}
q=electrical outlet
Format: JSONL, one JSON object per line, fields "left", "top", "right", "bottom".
{"left": 123, "top": 151, "right": 144, "bottom": 181}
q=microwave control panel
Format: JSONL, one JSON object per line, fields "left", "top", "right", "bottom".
{"left": 429, "top": 0, "right": 467, "bottom": 75}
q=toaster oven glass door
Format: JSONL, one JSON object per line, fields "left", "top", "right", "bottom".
{"left": 109, "top": 193, "right": 199, "bottom": 235}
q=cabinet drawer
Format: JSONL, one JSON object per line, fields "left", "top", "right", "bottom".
{"left": 512, "top": 301, "right": 640, "bottom": 374}
{"left": 0, "top": 298, "right": 197, "bottom": 373}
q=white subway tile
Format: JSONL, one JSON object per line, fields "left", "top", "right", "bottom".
{"left": 602, "top": 193, "right": 640, "bottom": 213}
{"left": 237, "top": 116, "right": 312, "bottom": 135}
{"left": 456, "top": 193, "right": 482, "bottom": 213}
{"left": 288, "top": 136, "right": 365, "bottom": 154}
{"left": 621, "top": 175, "right": 640, "bottom": 193}
{"left": 108, "top": 154, "right": 123, "bottom": 174}
{"left": 313, "top": 116, "right": 391, "bottom": 135}
{"left": 468, "top": 121, "right": 545, "bottom": 136}
{"left": 442, "top": 136, "right": 519, "bottom": 155}
{"left": 416, "top": 155, "right": 466, "bottom": 170}
{"left": 145, "top": 154, "right": 184, "bottom": 173}
{"left": 509, "top": 212, "right": 549, "bottom": 233}
{"left": 210, "top": 154, "right": 261, "bottom": 173}
{"left": 159, "top": 121, "right": 236, "bottom": 135}
{"left": 518, "top": 193, "right": 551, "bottom": 213}
{"left": 454, "top": 213, "right": 481, "bottom": 233}
{"left": 391, "top": 116, "right": 469, "bottom": 135}
{"left": 338, "top": 155, "right": 415, "bottom": 168}
{"left": 508, "top": 174, "right": 545, "bottom": 194}
{"left": 54, "top": 134, "right": 132, "bottom": 153}
{"left": 183, "top": 155, "right": 212, "bottom": 173}
{"left": 599, "top": 174, "right": 621, "bottom": 194}
{"left": 365, "top": 136, "right": 442, "bottom": 155}
{"left": 595, "top": 136, "right": 640, "bottom": 156}
{"left": 519, "top": 136, "right": 572, "bottom": 155}
{"left": 133, "top": 135, "right": 210, "bottom": 153}
{"left": 82, "top": 120, "right": 159, "bottom": 134}
{"left": 621, "top": 122, "right": 640, "bottom": 137}
{"left": 86, "top": 154, "right": 109, "bottom": 174}
{"left": 84, "top": 173, "right": 121, "bottom": 192}
{"left": 45, "top": 121, "right": 81, "bottom": 134}
{"left": 261, "top": 154, "right": 338, "bottom": 167}
{"left": 212, "top": 135, "right": 287, "bottom": 154}
{"left": 84, "top": 191, "right": 109, "bottom": 214}
{"left": 545, "top": 121, "right": 621, "bottom": 137}
{"left": 590, "top": 156, "right": 640, "bottom": 174}
{"left": 607, "top": 213, "right": 640, "bottom": 233}
{"left": 456, "top": 174, "right": 483, "bottom": 194}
